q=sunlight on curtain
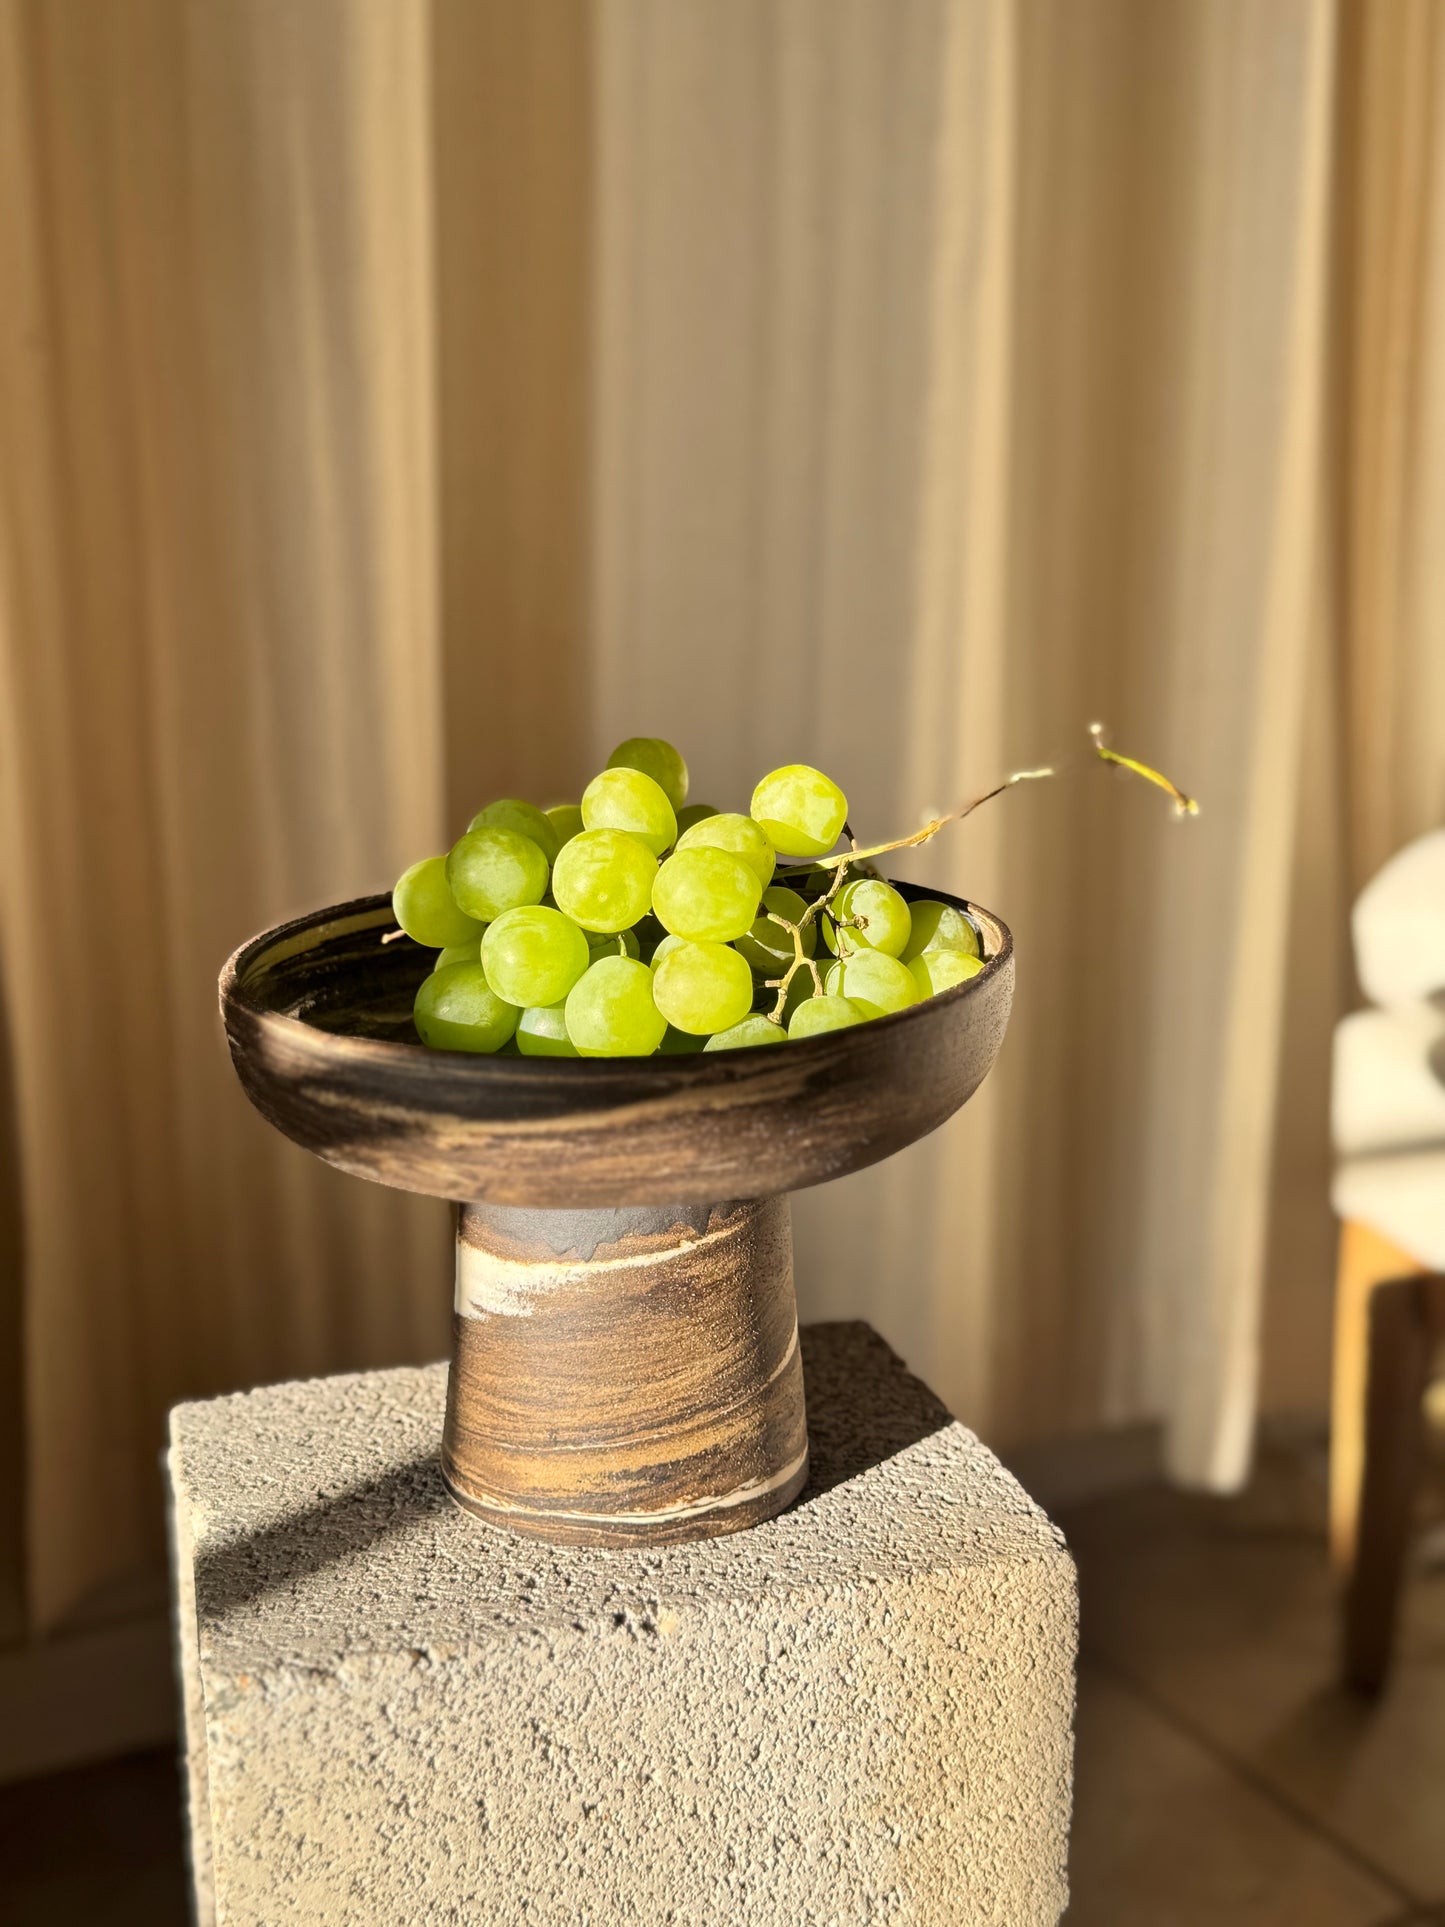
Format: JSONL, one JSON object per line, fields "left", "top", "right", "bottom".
{"left": 0, "top": 0, "right": 448, "bottom": 1626}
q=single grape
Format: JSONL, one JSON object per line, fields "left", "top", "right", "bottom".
{"left": 653, "top": 847, "right": 762, "bottom": 943}
{"left": 551, "top": 829, "right": 657, "bottom": 933}
{"left": 468, "top": 798, "right": 561, "bottom": 864}
{"left": 545, "top": 802, "right": 586, "bottom": 847}
{"left": 704, "top": 1014, "right": 786, "bottom": 1051}
{"left": 823, "top": 949, "right": 919, "bottom": 1016}
{"left": 413, "top": 963, "right": 519, "bottom": 1053}
{"left": 909, "top": 950, "right": 984, "bottom": 998}
{"left": 676, "top": 811, "right": 776, "bottom": 889}
{"left": 674, "top": 802, "right": 719, "bottom": 835}
{"left": 822, "top": 878, "right": 911, "bottom": 958}
{"left": 898, "top": 899, "right": 982, "bottom": 964}
{"left": 435, "top": 939, "right": 482, "bottom": 970}
{"left": 564, "top": 956, "right": 667, "bottom": 1057}
{"left": 749, "top": 764, "right": 848, "bottom": 858}
{"left": 606, "top": 736, "right": 689, "bottom": 812}
{"left": 788, "top": 994, "right": 867, "bottom": 1039}
{"left": 652, "top": 940, "right": 754, "bottom": 1034}
{"left": 481, "top": 905, "right": 590, "bottom": 1008}
{"left": 581, "top": 766, "right": 677, "bottom": 857}
{"left": 516, "top": 1003, "right": 579, "bottom": 1057}
{"left": 447, "top": 826, "right": 549, "bottom": 922}
{"left": 735, "top": 884, "right": 815, "bottom": 973}
{"left": 660, "top": 1024, "right": 708, "bottom": 1055}
{"left": 587, "top": 926, "right": 642, "bottom": 964}
{"left": 392, "top": 855, "right": 485, "bottom": 949}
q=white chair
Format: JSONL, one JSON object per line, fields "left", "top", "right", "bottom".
{"left": 1329, "top": 828, "right": 1445, "bottom": 1691}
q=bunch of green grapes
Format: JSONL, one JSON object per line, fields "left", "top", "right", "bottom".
{"left": 391, "top": 737, "right": 985, "bottom": 1057}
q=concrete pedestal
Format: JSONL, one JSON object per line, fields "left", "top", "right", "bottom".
{"left": 169, "top": 1322, "right": 1076, "bottom": 1925}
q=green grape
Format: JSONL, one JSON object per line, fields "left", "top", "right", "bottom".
{"left": 413, "top": 963, "right": 519, "bottom": 1053}
{"left": 675, "top": 802, "right": 719, "bottom": 835}
{"left": 435, "top": 939, "right": 483, "bottom": 970}
{"left": 392, "top": 855, "right": 485, "bottom": 949}
{"left": 545, "top": 802, "right": 585, "bottom": 846}
{"left": 735, "top": 885, "right": 815, "bottom": 973}
{"left": 587, "top": 926, "right": 642, "bottom": 964}
{"left": 898, "top": 899, "right": 982, "bottom": 964}
{"left": 822, "top": 878, "right": 911, "bottom": 959}
{"left": 704, "top": 1014, "right": 786, "bottom": 1051}
{"left": 447, "top": 826, "right": 549, "bottom": 922}
{"left": 676, "top": 811, "right": 776, "bottom": 889}
{"left": 516, "top": 1003, "right": 578, "bottom": 1056}
{"left": 650, "top": 932, "right": 686, "bottom": 968}
{"left": 468, "top": 798, "right": 561, "bottom": 863}
{"left": 581, "top": 766, "right": 677, "bottom": 857}
{"left": 660, "top": 1023, "right": 708, "bottom": 1054}
{"left": 909, "top": 950, "right": 984, "bottom": 998}
{"left": 551, "top": 829, "right": 657, "bottom": 933}
{"left": 653, "top": 847, "right": 762, "bottom": 943}
{"left": 823, "top": 949, "right": 919, "bottom": 1016}
{"left": 481, "top": 905, "right": 590, "bottom": 1008}
{"left": 564, "top": 956, "right": 667, "bottom": 1057}
{"left": 749, "top": 764, "right": 848, "bottom": 858}
{"left": 606, "top": 736, "right": 689, "bottom": 812}
{"left": 652, "top": 940, "right": 754, "bottom": 1035}
{"left": 788, "top": 994, "right": 867, "bottom": 1039}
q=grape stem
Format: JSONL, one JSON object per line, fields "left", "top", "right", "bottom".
{"left": 763, "top": 724, "right": 1197, "bottom": 1020}
{"left": 776, "top": 723, "right": 1198, "bottom": 876}
{"left": 1087, "top": 721, "right": 1200, "bottom": 816}
{"left": 762, "top": 833, "right": 856, "bottom": 1025}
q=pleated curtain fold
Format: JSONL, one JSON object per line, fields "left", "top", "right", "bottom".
{"left": 0, "top": 0, "right": 1441, "bottom": 1630}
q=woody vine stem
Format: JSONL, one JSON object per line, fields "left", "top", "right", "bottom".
{"left": 759, "top": 722, "right": 1199, "bottom": 1025}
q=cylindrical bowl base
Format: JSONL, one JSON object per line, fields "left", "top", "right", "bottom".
{"left": 441, "top": 1196, "right": 808, "bottom": 1546}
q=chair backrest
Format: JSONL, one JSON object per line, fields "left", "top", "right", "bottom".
{"left": 1353, "top": 827, "right": 1445, "bottom": 1010}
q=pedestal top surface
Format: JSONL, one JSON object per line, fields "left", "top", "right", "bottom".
{"left": 172, "top": 1322, "right": 1067, "bottom": 1674}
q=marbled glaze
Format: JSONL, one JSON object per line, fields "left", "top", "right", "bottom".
{"left": 443, "top": 1199, "right": 806, "bottom": 1544}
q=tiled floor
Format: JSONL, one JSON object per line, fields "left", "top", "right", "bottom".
{"left": 1059, "top": 1441, "right": 1445, "bottom": 1925}
{"left": 1, "top": 1441, "right": 1441, "bottom": 1924}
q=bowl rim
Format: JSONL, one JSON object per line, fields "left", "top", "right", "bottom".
{"left": 220, "top": 879, "right": 1013, "bottom": 1075}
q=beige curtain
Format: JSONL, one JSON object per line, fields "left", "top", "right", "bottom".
{"left": 590, "top": 0, "right": 1338, "bottom": 1490}
{"left": 1, "top": 0, "right": 1442, "bottom": 1631}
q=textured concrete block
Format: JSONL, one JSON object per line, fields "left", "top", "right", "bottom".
{"left": 169, "top": 1322, "right": 1076, "bottom": 1924}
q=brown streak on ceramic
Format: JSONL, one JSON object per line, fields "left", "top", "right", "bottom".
{"left": 442, "top": 1198, "right": 806, "bottom": 1544}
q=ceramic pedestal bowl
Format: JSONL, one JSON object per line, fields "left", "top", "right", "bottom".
{"left": 220, "top": 883, "right": 1013, "bottom": 1547}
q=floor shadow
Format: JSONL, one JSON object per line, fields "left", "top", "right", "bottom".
{"left": 193, "top": 1453, "right": 451, "bottom": 1620}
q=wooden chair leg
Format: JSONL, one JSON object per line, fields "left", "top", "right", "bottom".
{"left": 1341, "top": 1275, "right": 1434, "bottom": 1692}
{"left": 1329, "top": 1219, "right": 1419, "bottom": 1576}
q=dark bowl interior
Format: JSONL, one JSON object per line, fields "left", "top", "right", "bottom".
{"left": 220, "top": 884, "right": 1013, "bottom": 1207}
